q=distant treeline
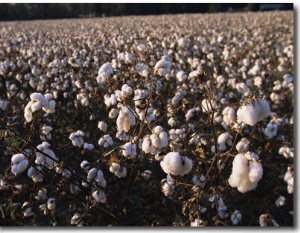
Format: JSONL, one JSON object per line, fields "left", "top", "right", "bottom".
{"left": 0, "top": 3, "right": 293, "bottom": 21}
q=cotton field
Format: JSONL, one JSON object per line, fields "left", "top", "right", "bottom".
{"left": 0, "top": 11, "right": 294, "bottom": 226}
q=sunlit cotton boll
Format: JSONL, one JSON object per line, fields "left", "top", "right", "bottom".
{"left": 122, "top": 142, "right": 137, "bottom": 159}
{"left": 190, "top": 219, "right": 206, "bottom": 227}
{"left": 98, "top": 121, "right": 108, "bottom": 132}
{"left": 237, "top": 98, "right": 271, "bottom": 126}
{"left": 278, "top": 146, "right": 294, "bottom": 159}
{"left": 228, "top": 153, "right": 263, "bottom": 193}
{"left": 11, "top": 153, "right": 29, "bottom": 175}
{"left": 69, "top": 130, "right": 84, "bottom": 148}
{"left": 222, "top": 106, "right": 236, "bottom": 125}
{"left": 154, "top": 55, "right": 172, "bottom": 76}
{"left": 263, "top": 121, "right": 278, "bottom": 138}
{"left": 217, "top": 132, "right": 233, "bottom": 151}
{"left": 161, "top": 178, "right": 174, "bottom": 196}
{"left": 235, "top": 137, "right": 250, "bottom": 153}
{"left": 160, "top": 152, "right": 193, "bottom": 176}
{"left": 96, "top": 62, "right": 113, "bottom": 84}
{"left": 275, "top": 196, "right": 286, "bottom": 207}
{"left": 116, "top": 105, "right": 136, "bottom": 132}
{"left": 202, "top": 99, "right": 219, "bottom": 113}
{"left": 176, "top": 70, "right": 188, "bottom": 82}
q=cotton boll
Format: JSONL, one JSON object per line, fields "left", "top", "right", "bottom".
{"left": 190, "top": 219, "right": 206, "bottom": 227}
{"left": 115, "top": 167, "right": 127, "bottom": 178}
{"left": 154, "top": 55, "right": 172, "bottom": 76}
{"left": 237, "top": 98, "right": 271, "bottom": 126}
{"left": 11, "top": 153, "right": 26, "bottom": 164}
{"left": 248, "top": 161, "right": 263, "bottom": 183}
{"left": 47, "top": 198, "right": 56, "bottom": 210}
{"left": 161, "top": 179, "right": 174, "bottom": 196}
{"left": 263, "top": 122, "right": 278, "bottom": 138}
{"left": 142, "top": 170, "right": 152, "bottom": 180}
{"left": 231, "top": 210, "right": 242, "bottom": 225}
{"left": 236, "top": 138, "right": 250, "bottom": 153}
{"left": 109, "top": 108, "right": 119, "bottom": 119}
{"left": 117, "top": 105, "right": 136, "bottom": 132}
{"left": 176, "top": 70, "right": 188, "bottom": 82}
{"left": 87, "top": 168, "right": 97, "bottom": 180}
{"left": 259, "top": 214, "right": 279, "bottom": 227}
{"left": 278, "top": 146, "right": 293, "bottom": 159}
{"left": 160, "top": 152, "right": 193, "bottom": 176}
{"left": 122, "top": 142, "right": 137, "bottom": 159}
{"left": 217, "top": 132, "right": 233, "bottom": 151}
{"left": 283, "top": 166, "right": 293, "bottom": 194}
{"left": 11, "top": 159, "right": 29, "bottom": 175}
{"left": 275, "top": 196, "right": 285, "bottom": 207}
{"left": 80, "top": 160, "right": 90, "bottom": 171}
{"left": 35, "top": 188, "right": 47, "bottom": 201}
{"left": 95, "top": 170, "right": 106, "bottom": 188}
{"left": 202, "top": 99, "right": 218, "bottom": 112}
{"left": 96, "top": 62, "right": 113, "bottom": 84}
{"left": 228, "top": 154, "right": 249, "bottom": 188}
{"left": 92, "top": 190, "right": 106, "bottom": 203}
{"left": 24, "top": 102, "right": 33, "bottom": 122}
{"left": 98, "top": 121, "right": 108, "bottom": 132}
{"left": 109, "top": 162, "right": 120, "bottom": 173}
{"left": 222, "top": 106, "right": 236, "bottom": 125}
{"left": 98, "top": 134, "right": 113, "bottom": 148}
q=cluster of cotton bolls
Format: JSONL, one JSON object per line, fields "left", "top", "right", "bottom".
{"left": 0, "top": 10, "right": 293, "bottom": 226}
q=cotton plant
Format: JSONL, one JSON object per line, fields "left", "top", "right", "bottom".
{"left": 24, "top": 92, "right": 56, "bottom": 122}
{"left": 160, "top": 152, "right": 193, "bottom": 176}
{"left": 69, "top": 130, "right": 85, "bottom": 148}
{"left": 11, "top": 153, "right": 29, "bottom": 176}
{"left": 141, "top": 126, "right": 168, "bottom": 155}
{"left": 228, "top": 151, "right": 263, "bottom": 193}
{"left": 237, "top": 98, "right": 271, "bottom": 126}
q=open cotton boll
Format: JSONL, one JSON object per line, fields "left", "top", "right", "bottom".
{"left": 98, "top": 134, "right": 113, "bottom": 148}
{"left": 248, "top": 161, "right": 263, "bottom": 183}
{"left": 116, "top": 105, "right": 136, "bottom": 132}
{"left": 47, "top": 198, "right": 56, "bottom": 210}
{"left": 84, "top": 143, "right": 94, "bottom": 150}
{"left": 231, "top": 210, "right": 242, "bottom": 225}
{"left": 11, "top": 159, "right": 29, "bottom": 175}
{"left": 92, "top": 190, "right": 106, "bottom": 203}
{"left": 228, "top": 154, "right": 249, "bottom": 188}
{"left": 121, "top": 84, "right": 133, "bottom": 97}
{"left": 283, "top": 166, "right": 293, "bottom": 194}
{"left": 154, "top": 55, "right": 172, "bottom": 76}
{"left": 160, "top": 152, "right": 193, "bottom": 176}
{"left": 122, "top": 142, "right": 137, "bottom": 159}
{"left": 95, "top": 170, "right": 106, "bottom": 188}
{"left": 176, "top": 70, "right": 188, "bottom": 82}
{"left": 278, "top": 146, "right": 294, "bottom": 159}
{"left": 236, "top": 138, "right": 250, "bottom": 153}
{"left": 237, "top": 98, "right": 271, "bottom": 126}
{"left": 217, "top": 132, "right": 233, "bottom": 151}
{"left": 263, "top": 122, "right": 278, "bottom": 138}
{"left": 161, "top": 178, "right": 174, "bottom": 196}
{"left": 11, "top": 153, "right": 26, "bottom": 164}
{"left": 24, "top": 102, "right": 33, "bottom": 122}
{"left": 98, "top": 121, "right": 108, "bottom": 132}
{"left": 201, "top": 99, "right": 218, "bottom": 113}
{"left": 96, "top": 62, "right": 113, "bottom": 84}
{"left": 222, "top": 106, "right": 236, "bottom": 125}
